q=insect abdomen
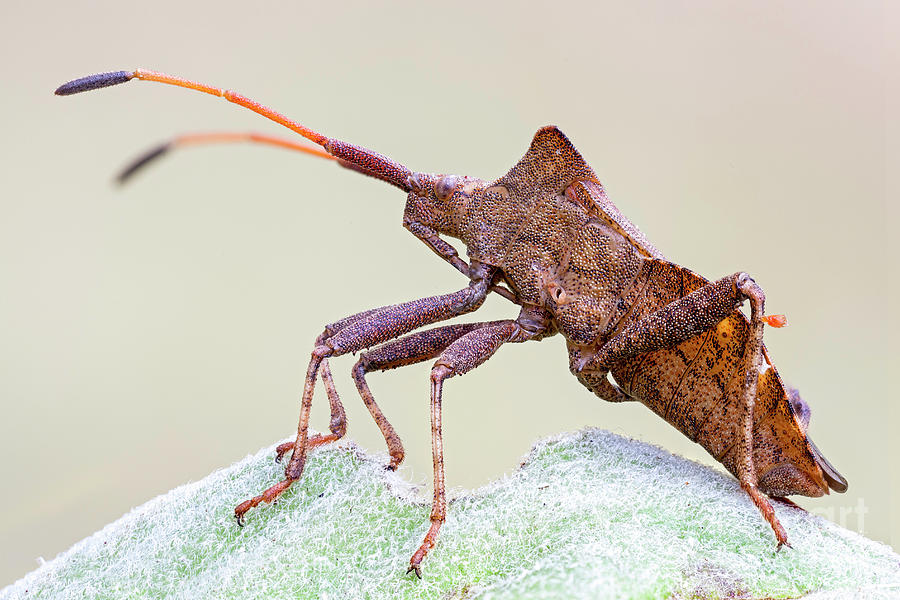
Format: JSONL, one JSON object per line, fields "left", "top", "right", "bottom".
{"left": 601, "top": 260, "right": 825, "bottom": 495}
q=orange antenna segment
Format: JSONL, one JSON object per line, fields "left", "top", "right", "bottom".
{"left": 55, "top": 70, "right": 414, "bottom": 191}
{"left": 116, "top": 132, "right": 337, "bottom": 184}
{"left": 130, "top": 70, "right": 329, "bottom": 147}
{"left": 176, "top": 132, "right": 336, "bottom": 158}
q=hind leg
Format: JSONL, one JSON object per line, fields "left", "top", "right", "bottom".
{"left": 580, "top": 271, "right": 789, "bottom": 547}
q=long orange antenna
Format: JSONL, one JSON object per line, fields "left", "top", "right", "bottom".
{"left": 116, "top": 132, "right": 337, "bottom": 184}
{"left": 55, "top": 70, "right": 414, "bottom": 191}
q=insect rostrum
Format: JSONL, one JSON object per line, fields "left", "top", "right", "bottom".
{"left": 56, "top": 69, "right": 847, "bottom": 578}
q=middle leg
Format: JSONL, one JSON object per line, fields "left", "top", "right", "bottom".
{"left": 407, "top": 305, "right": 555, "bottom": 577}
{"left": 352, "top": 321, "right": 504, "bottom": 470}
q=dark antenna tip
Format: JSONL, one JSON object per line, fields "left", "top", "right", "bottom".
{"left": 55, "top": 71, "right": 133, "bottom": 96}
{"left": 116, "top": 143, "right": 171, "bottom": 185}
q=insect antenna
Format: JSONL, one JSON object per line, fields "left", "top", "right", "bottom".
{"left": 55, "top": 70, "right": 414, "bottom": 191}
{"left": 114, "top": 133, "right": 337, "bottom": 184}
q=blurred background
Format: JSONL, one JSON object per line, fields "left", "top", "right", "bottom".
{"left": 0, "top": 0, "right": 894, "bottom": 587}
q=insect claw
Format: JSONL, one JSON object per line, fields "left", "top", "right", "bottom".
{"left": 234, "top": 499, "right": 254, "bottom": 528}
{"left": 775, "top": 539, "right": 792, "bottom": 552}
{"left": 406, "top": 564, "right": 422, "bottom": 579}
{"left": 274, "top": 442, "right": 294, "bottom": 463}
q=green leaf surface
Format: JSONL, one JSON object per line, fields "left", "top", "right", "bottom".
{"left": 4, "top": 429, "right": 898, "bottom": 599}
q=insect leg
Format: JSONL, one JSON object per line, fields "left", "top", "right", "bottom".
{"left": 270, "top": 308, "right": 386, "bottom": 462}
{"left": 732, "top": 278, "right": 790, "bottom": 549}
{"left": 572, "top": 272, "right": 752, "bottom": 403}
{"left": 352, "top": 321, "right": 504, "bottom": 470}
{"left": 274, "top": 359, "right": 346, "bottom": 463}
{"left": 567, "top": 344, "right": 633, "bottom": 403}
{"left": 405, "top": 220, "right": 517, "bottom": 303}
{"left": 582, "top": 271, "right": 789, "bottom": 547}
{"left": 406, "top": 319, "right": 520, "bottom": 578}
{"left": 234, "top": 267, "right": 495, "bottom": 525}
{"left": 404, "top": 220, "right": 469, "bottom": 277}
{"left": 288, "top": 280, "right": 491, "bottom": 479}
{"left": 587, "top": 273, "right": 755, "bottom": 370}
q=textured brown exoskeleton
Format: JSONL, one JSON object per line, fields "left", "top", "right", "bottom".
{"left": 55, "top": 69, "right": 848, "bottom": 577}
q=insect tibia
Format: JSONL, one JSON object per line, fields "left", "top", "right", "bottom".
{"left": 54, "top": 71, "right": 133, "bottom": 95}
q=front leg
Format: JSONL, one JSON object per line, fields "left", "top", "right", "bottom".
{"left": 234, "top": 263, "right": 496, "bottom": 525}
{"left": 274, "top": 359, "right": 345, "bottom": 463}
{"left": 405, "top": 219, "right": 517, "bottom": 303}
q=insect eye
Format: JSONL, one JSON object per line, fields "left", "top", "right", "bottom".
{"left": 435, "top": 175, "right": 459, "bottom": 201}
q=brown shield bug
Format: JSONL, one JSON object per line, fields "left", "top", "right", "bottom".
{"left": 55, "top": 69, "right": 847, "bottom": 577}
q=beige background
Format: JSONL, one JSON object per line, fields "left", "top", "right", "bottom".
{"left": 1, "top": 0, "right": 895, "bottom": 588}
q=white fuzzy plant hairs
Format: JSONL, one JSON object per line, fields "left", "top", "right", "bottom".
{"left": 3, "top": 429, "right": 897, "bottom": 599}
